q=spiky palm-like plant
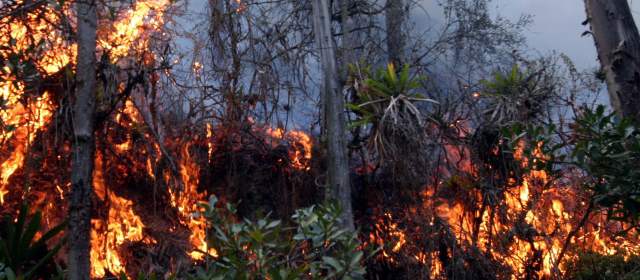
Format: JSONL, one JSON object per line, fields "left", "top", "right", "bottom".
{"left": 349, "top": 64, "right": 437, "bottom": 161}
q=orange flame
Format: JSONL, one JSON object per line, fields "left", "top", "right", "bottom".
{"left": 374, "top": 137, "right": 640, "bottom": 279}
{"left": 170, "top": 142, "right": 216, "bottom": 260}
{"left": 98, "top": 0, "right": 170, "bottom": 61}
{"left": 266, "top": 127, "right": 313, "bottom": 171}
{"left": 91, "top": 151, "right": 155, "bottom": 278}
{"left": 0, "top": 0, "right": 172, "bottom": 277}
{"left": 0, "top": 88, "right": 54, "bottom": 203}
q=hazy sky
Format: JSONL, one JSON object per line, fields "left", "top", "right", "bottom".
{"left": 492, "top": 0, "right": 640, "bottom": 70}
{"left": 417, "top": 0, "right": 640, "bottom": 70}
{"left": 183, "top": 0, "right": 640, "bottom": 71}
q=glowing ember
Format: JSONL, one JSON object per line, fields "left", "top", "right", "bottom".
{"left": 375, "top": 213, "right": 406, "bottom": 260}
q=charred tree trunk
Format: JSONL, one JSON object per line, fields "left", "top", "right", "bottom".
{"left": 311, "top": 0, "right": 355, "bottom": 231}
{"left": 68, "top": 0, "right": 97, "bottom": 279}
{"left": 386, "top": 0, "right": 405, "bottom": 67}
{"left": 585, "top": 0, "right": 640, "bottom": 123}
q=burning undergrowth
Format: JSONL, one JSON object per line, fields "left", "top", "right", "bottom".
{"left": 0, "top": 95, "right": 319, "bottom": 277}
{"left": 361, "top": 123, "right": 640, "bottom": 279}
{"left": 205, "top": 124, "right": 319, "bottom": 220}
{"left": 359, "top": 64, "right": 640, "bottom": 279}
{"left": 2, "top": 0, "right": 640, "bottom": 279}
{"left": 0, "top": 0, "right": 318, "bottom": 277}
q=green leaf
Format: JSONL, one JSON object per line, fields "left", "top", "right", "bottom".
{"left": 322, "top": 256, "right": 343, "bottom": 271}
{"left": 19, "top": 212, "right": 41, "bottom": 258}
{"left": 349, "top": 251, "right": 363, "bottom": 269}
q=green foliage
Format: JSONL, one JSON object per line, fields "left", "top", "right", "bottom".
{"left": 571, "top": 106, "right": 640, "bottom": 222}
{"left": 566, "top": 252, "right": 640, "bottom": 280}
{"left": 189, "top": 196, "right": 373, "bottom": 280}
{"left": 0, "top": 263, "right": 16, "bottom": 280}
{"left": 0, "top": 204, "right": 66, "bottom": 280}
{"left": 506, "top": 105, "right": 640, "bottom": 226}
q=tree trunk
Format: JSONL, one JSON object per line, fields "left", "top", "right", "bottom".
{"left": 68, "top": 0, "right": 97, "bottom": 278}
{"left": 311, "top": 0, "right": 355, "bottom": 231}
{"left": 585, "top": 0, "right": 640, "bottom": 123}
{"left": 386, "top": 0, "right": 405, "bottom": 67}
{"left": 339, "top": 0, "right": 357, "bottom": 79}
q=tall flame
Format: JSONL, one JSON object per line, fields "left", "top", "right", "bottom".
{"left": 98, "top": 0, "right": 170, "bottom": 61}
{"left": 0, "top": 86, "right": 54, "bottom": 203}
{"left": 0, "top": 0, "right": 172, "bottom": 204}
{"left": 170, "top": 142, "right": 214, "bottom": 260}
{"left": 0, "top": 0, "right": 172, "bottom": 277}
{"left": 91, "top": 150, "right": 155, "bottom": 278}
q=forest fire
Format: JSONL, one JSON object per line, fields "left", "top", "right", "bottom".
{"left": 0, "top": 87, "right": 54, "bottom": 204}
{"left": 2, "top": 0, "right": 640, "bottom": 279}
{"left": 0, "top": 1, "right": 316, "bottom": 277}
{"left": 0, "top": 0, "right": 216, "bottom": 277}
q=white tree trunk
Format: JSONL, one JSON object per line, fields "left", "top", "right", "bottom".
{"left": 311, "top": 0, "right": 355, "bottom": 230}
{"left": 68, "top": 0, "right": 97, "bottom": 278}
{"left": 585, "top": 0, "right": 640, "bottom": 123}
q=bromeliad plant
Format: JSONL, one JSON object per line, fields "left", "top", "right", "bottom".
{"left": 0, "top": 204, "right": 66, "bottom": 280}
{"left": 190, "top": 196, "right": 374, "bottom": 280}
{"left": 480, "top": 63, "right": 556, "bottom": 125}
{"left": 348, "top": 63, "right": 437, "bottom": 160}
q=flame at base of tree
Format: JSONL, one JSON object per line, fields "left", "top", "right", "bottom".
{"left": 0, "top": 91, "right": 315, "bottom": 278}
{"left": 90, "top": 150, "right": 157, "bottom": 278}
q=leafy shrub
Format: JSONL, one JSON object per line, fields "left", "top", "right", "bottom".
{"left": 566, "top": 252, "right": 640, "bottom": 280}
{"left": 348, "top": 64, "right": 430, "bottom": 127}
{"left": 571, "top": 106, "right": 640, "bottom": 222}
{"left": 0, "top": 204, "right": 66, "bottom": 280}
{"left": 189, "top": 196, "right": 374, "bottom": 280}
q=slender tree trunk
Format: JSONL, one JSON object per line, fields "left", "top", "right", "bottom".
{"left": 386, "top": 0, "right": 405, "bottom": 67}
{"left": 68, "top": 0, "right": 97, "bottom": 278}
{"left": 339, "top": 0, "right": 357, "bottom": 80}
{"left": 311, "top": 0, "right": 355, "bottom": 231}
{"left": 585, "top": 0, "right": 640, "bottom": 123}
